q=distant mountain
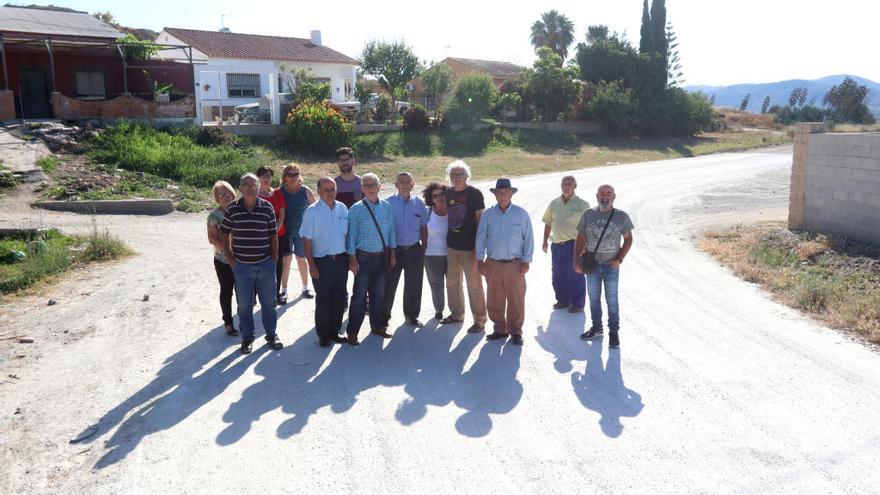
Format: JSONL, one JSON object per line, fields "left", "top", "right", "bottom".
{"left": 686, "top": 75, "right": 880, "bottom": 117}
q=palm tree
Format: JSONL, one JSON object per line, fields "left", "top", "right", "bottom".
{"left": 530, "top": 10, "right": 575, "bottom": 60}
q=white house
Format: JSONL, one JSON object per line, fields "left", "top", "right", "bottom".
{"left": 155, "top": 27, "right": 358, "bottom": 124}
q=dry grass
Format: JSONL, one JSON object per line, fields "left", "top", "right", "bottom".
{"left": 827, "top": 123, "right": 880, "bottom": 133}
{"left": 699, "top": 222, "right": 880, "bottom": 344}
{"left": 714, "top": 107, "right": 783, "bottom": 130}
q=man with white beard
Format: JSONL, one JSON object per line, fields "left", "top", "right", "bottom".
{"left": 573, "top": 184, "right": 634, "bottom": 349}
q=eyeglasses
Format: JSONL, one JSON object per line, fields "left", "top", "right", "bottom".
{"left": 363, "top": 183, "right": 379, "bottom": 189}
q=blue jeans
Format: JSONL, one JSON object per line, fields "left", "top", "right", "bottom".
{"left": 586, "top": 262, "right": 620, "bottom": 331}
{"left": 233, "top": 257, "right": 278, "bottom": 341}
{"left": 551, "top": 240, "right": 586, "bottom": 308}
{"left": 346, "top": 253, "right": 386, "bottom": 336}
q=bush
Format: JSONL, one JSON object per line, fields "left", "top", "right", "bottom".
{"left": 403, "top": 104, "right": 430, "bottom": 131}
{"left": 660, "top": 89, "right": 714, "bottom": 136}
{"left": 586, "top": 81, "right": 640, "bottom": 135}
{"left": 285, "top": 99, "right": 353, "bottom": 156}
{"left": 374, "top": 94, "right": 392, "bottom": 123}
{"left": 89, "top": 120, "right": 267, "bottom": 188}
{"left": 195, "top": 126, "right": 238, "bottom": 147}
{"left": 771, "top": 105, "right": 826, "bottom": 125}
{"left": 443, "top": 73, "right": 499, "bottom": 128}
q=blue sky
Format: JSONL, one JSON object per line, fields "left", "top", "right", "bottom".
{"left": 13, "top": 0, "right": 879, "bottom": 86}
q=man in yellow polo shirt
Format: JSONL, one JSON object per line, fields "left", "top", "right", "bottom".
{"left": 542, "top": 175, "right": 590, "bottom": 312}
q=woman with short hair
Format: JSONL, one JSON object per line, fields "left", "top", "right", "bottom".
{"left": 422, "top": 182, "right": 450, "bottom": 321}
{"left": 207, "top": 180, "right": 239, "bottom": 336}
{"left": 279, "top": 163, "right": 316, "bottom": 300}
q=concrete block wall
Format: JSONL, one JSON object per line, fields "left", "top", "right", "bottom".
{"left": 789, "top": 123, "right": 880, "bottom": 244}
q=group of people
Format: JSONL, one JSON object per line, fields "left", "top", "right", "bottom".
{"left": 208, "top": 147, "right": 634, "bottom": 355}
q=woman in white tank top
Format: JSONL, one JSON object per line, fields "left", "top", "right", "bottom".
{"left": 422, "top": 182, "right": 450, "bottom": 320}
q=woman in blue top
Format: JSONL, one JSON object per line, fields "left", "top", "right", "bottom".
{"left": 280, "top": 163, "right": 316, "bottom": 299}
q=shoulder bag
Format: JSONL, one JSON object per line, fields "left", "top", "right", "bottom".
{"left": 581, "top": 209, "right": 615, "bottom": 274}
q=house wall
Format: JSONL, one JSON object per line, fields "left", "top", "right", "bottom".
{"left": 51, "top": 92, "right": 195, "bottom": 119}
{"left": 789, "top": 123, "right": 880, "bottom": 245}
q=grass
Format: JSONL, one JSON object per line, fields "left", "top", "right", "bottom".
{"left": 37, "top": 155, "right": 61, "bottom": 174}
{"left": 700, "top": 222, "right": 880, "bottom": 344}
{"left": 0, "top": 161, "right": 16, "bottom": 189}
{"left": 0, "top": 224, "right": 132, "bottom": 294}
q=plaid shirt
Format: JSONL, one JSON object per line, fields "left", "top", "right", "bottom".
{"left": 346, "top": 198, "right": 397, "bottom": 254}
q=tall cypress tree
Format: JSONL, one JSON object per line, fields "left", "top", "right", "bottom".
{"left": 639, "top": 0, "right": 654, "bottom": 53}
{"left": 650, "top": 0, "right": 667, "bottom": 57}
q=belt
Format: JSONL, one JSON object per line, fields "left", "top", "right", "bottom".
{"left": 397, "top": 243, "right": 421, "bottom": 251}
{"left": 356, "top": 249, "right": 383, "bottom": 257}
{"left": 489, "top": 257, "right": 521, "bottom": 263}
{"left": 316, "top": 252, "right": 347, "bottom": 260}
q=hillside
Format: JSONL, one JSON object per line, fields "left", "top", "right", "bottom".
{"left": 687, "top": 74, "right": 879, "bottom": 117}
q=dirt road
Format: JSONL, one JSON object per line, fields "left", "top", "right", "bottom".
{"left": 2, "top": 146, "right": 879, "bottom": 494}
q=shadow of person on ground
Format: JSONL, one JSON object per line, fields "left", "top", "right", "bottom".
{"left": 452, "top": 341, "right": 523, "bottom": 438}
{"left": 394, "top": 321, "right": 482, "bottom": 426}
{"left": 83, "top": 304, "right": 284, "bottom": 469}
{"left": 535, "top": 310, "right": 588, "bottom": 374}
{"left": 570, "top": 339, "right": 643, "bottom": 438}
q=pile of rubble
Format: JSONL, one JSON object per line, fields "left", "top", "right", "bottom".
{"left": 25, "top": 122, "right": 101, "bottom": 153}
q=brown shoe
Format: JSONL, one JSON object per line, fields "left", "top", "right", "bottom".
{"left": 371, "top": 328, "right": 393, "bottom": 338}
{"left": 440, "top": 316, "right": 464, "bottom": 324}
{"left": 466, "top": 324, "right": 485, "bottom": 334}
{"left": 347, "top": 334, "right": 359, "bottom": 346}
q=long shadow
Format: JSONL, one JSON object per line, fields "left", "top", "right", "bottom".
{"left": 82, "top": 305, "right": 279, "bottom": 469}
{"left": 452, "top": 341, "right": 523, "bottom": 437}
{"left": 535, "top": 309, "right": 588, "bottom": 374}
{"left": 570, "top": 339, "right": 643, "bottom": 438}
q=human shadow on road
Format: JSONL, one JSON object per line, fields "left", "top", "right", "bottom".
{"left": 570, "top": 339, "right": 643, "bottom": 438}
{"left": 83, "top": 304, "right": 285, "bottom": 469}
{"left": 535, "top": 309, "right": 588, "bottom": 373}
{"left": 452, "top": 340, "right": 523, "bottom": 437}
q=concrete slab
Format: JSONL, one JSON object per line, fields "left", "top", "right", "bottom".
{"left": 0, "top": 128, "right": 49, "bottom": 181}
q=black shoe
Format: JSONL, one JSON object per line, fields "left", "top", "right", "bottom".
{"left": 277, "top": 292, "right": 288, "bottom": 305}
{"left": 608, "top": 331, "right": 620, "bottom": 349}
{"left": 266, "top": 335, "right": 284, "bottom": 350}
{"left": 240, "top": 338, "right": 254, "bottom": 354}
{"left": 511, "top": 335, "right": 524, "bottom": 346}
{"left": 407, "top": 318, "right": 424, "bottom": 328}
{"left": 466, "top": 324, "right": 485, "bottom": 334}
{"left": 371, "top": 327, "right": 393, "bottom": 338}
{"left": 580, "top": 326, "right": 603, "bottom": 340}
{"left": 553, "top": 302, "right": 569, "bottom": 310}
{"left": 434, "top": 311, "right": 443, "bottom": 320}
{"left": 567, "top": 307, "right": 584, "bottom": 313}
{"left": 486, "top": 332, "right": 508, "bottom": 341}
{"left": 347, "top": 334, "right": 359, "bottom": 346}
{"left": 319, "top": 337, "right": 330, "bottom": 348}
{"left": 330, "top": 334, "right": 347, "bottom": 344}
{"left": 301, "top": 289, "right": 314, "bottom": 299}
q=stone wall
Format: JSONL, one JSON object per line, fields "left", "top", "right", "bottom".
{"left": 499, "top": 121, "right": 606, "bottom": 135}
{"left": 789, "top": 123, "right": 880, "bottom": 244}
{"left": 51, "top": 93, "right": 195, "bottom": 120}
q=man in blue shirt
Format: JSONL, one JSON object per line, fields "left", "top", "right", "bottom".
{"left": 476, "top": 178, "right": 534, "bottom": 346}
{"left": 345, "top": 173, "right": 397, "bottom": 344}
{"left": 300, "top": 177, "right": 349, "bottom": 347}
{"left": 381, "top": 172, "right": 429, "bottom": 328}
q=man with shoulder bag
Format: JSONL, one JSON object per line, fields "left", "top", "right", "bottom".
{"left": 573, "top": 184, "right": 634, "bottom": 349}
{"left": 345, "top": 173, "right": 397, "bottom": 344}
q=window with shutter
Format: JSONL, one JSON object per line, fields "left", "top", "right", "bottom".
{"left": 226, "top": 73, "right": 260, "bottom": 98}
{"left": 75, "top": 71, "right": 106, "bottom": 98}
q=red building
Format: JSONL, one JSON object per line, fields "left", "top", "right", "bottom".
{"left": 0, "top": 5, "right": 195, "bottom": 121}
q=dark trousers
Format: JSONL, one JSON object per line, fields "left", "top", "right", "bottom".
{"left": 213, "top": 258, "right": 235, "bottom": 326}
{"left": 313, "top": 255, "right": 348, "bottom": 340}
{"left": 275, "top": 233, "right": 290, "bottom": 296}
{"left": 551, "top": 240, "right": 586, "bottom": 309}
{"left": 381, "top": 245, "right": 424, "bottom": 324}
{"left": 347, "top": 253, "right": 386, "bottom": 336}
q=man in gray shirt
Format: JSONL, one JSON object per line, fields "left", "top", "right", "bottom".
{"left": 573, "top": 184, "right": 634, "bottom": 349}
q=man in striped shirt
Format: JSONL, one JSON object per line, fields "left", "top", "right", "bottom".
{"left": 221, "top": 173, "right": 283, "bottom": 354}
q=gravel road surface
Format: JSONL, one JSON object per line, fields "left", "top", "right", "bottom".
{"left": 2, "top": 146, "right": 879, "bottom": 494}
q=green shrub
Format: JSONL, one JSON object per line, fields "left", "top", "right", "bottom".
{"left": 659, "top": 88, "right": 714, "bottom": 137}
{"left": 0, "top": 169, "right": 16, "bottom": 188}
{"left": 285, "top": 99, "right": 353, "bottom": 156}
{"left": 586, "top": 80, "right": 640, "bottom": 135}
{"left": 403, "top": 104, "right": 430, "bottom": 131}
{"left": 374, "top": 94, "right": 392, "bottom": 123}
{"left": 89, "top": 120, "right": 266, "bottom": 188}
{"left": 195, "top": 126, "right": 238, "bottom": 147}
{"left": 443, "top": 73, "right": 499, "bottom": 128}
{"left": 771, "top": 105, "right": 826, "bottom": 125}
{"left": 37, "top": 155, "right": 61, "bottom": 174}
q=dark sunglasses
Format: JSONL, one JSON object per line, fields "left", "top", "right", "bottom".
{"left": 285, "top": 172, "right": 300, "bottom": 177}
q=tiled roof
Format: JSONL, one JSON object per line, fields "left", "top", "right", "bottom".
{"left": 163, "top": 28, "right": 358, "bottom": 65}
{"left": 445, "top": 57, "right": 523, "bottom": 78}
{"left": 0, "top": 5, "right": 123, "bottom": 39}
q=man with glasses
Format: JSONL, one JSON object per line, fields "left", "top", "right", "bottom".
{"left": 220, "top": 173, "right": 284, "bottom": 354}
{"left": 300, "top": 177, "right": 350, "bottom": 347}
{"left": 442, "top": 160, "right": 488, "bottom": 334}
{"left": 345, "top": 173, "right": 397, "bottom": 345}
{"left": 334, "top": 147, "right": 363, "bottom": 208}
{"left": 382, "top": 172, "right": 429, "bottom": 328}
